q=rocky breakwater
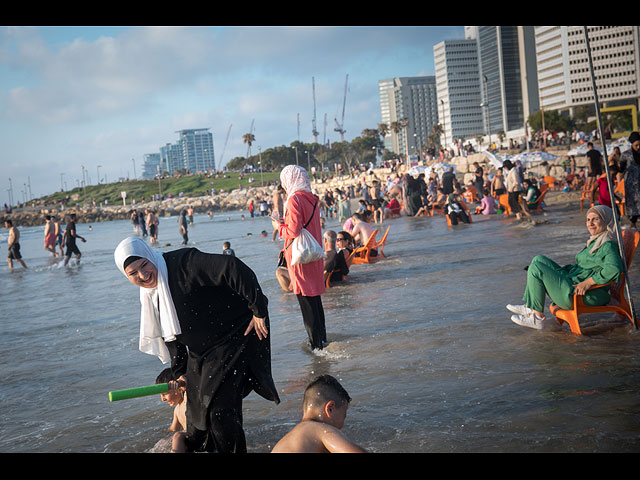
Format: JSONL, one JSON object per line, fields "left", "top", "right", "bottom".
{"left": 0, "top": 184, "right": 284, "bottom": 227}
{"left": 448, "top": 150, "right": 575, "bottom": 184}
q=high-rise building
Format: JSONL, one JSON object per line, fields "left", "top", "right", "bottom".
{"left": 434, "top": 38, "right": 484, "bottom": 145}
{"left": 156, "top": 128, "right": 216, "bottom": 176}
{"left": 378, "top": 78, "right": 395, "bottom": 153}
{"left": 378, "top": 76, "right": 439, "bottom": 157}
{"left": 177, "top": 128, "right": 216, "bottom": 173}
{"left": 160, "top": 142, "right": 183, "bottom": 175}
{"left": 476, "top": 26, "right": 539, "bottom": 137}
{"left": 535, "top": 26, "right": 640, "bottom": 112}
{"left": 142, "top": 153, "right": 162, "bottom": 180}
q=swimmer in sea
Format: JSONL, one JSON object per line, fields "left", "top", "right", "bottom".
{"left": 271, "top": 375, "right": 366, "bottom": 453}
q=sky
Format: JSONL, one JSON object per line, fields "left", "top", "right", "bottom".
{"left": 0, "top": 25, "right": 464, "bottom": 204}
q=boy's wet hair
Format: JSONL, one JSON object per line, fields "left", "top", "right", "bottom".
{"left": 303, "top": 375, "right": 352, "bottom": 410}
{"left": 156, "top": 368, "right": 176, "bottom": 384}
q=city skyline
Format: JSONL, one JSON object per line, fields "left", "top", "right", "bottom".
{"left": 0, "top": 25, "right": 464, "bottom": 204}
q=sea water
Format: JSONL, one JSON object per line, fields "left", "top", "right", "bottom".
{"left": 1, "top": 207, "right": 639, "bottom": 453}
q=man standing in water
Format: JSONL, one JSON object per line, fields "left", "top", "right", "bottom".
{"left": 146, "top": 209, "right": 159, "bottom": 244}
{"left": 63, "top": 213, "right": 86, "bottom": 266}
{"left": 5, "top": 219, "right": 27, "bottom": 272}
{"left": 52, "top": 216, "right": 64, "bottom": 257}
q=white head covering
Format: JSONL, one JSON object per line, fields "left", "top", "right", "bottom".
{"left": 280, "top": 165, "right": 312, "bottom": 202}
{"left": 114, "top": 237, "right": 181, "bottom": 364}
{"left": 586, "top": 205, "right": 617, "bottom": 254}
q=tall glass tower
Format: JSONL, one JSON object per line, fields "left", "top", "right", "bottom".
{"left": 177, "top": 129, "right": 216, "bottom": 173}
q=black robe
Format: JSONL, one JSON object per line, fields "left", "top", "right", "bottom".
{"left": 162, "top": 248, "right": 280, "bottom": 432}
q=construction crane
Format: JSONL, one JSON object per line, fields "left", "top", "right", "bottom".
{"left": 218, "top": 124, "right": 232, "bottom": 168}
{"left": 312, "top": 77, "right": 319, "bottom": 144}
{"left": 334, "top": 74, "right": 348, "bottom": 141}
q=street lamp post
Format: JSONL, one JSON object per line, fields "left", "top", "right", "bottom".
{"left": 81, "top": 165, "right": 87, "bottom": 204}
{"left": 400, "top": 117, "right": 409, "bottom": 167}
{"left": 258, "top": 147, "right": 264, "bottom": 187}
{"left": 482, "top": 75, "right": 492, "bottom": 150}
{"left": 440, "top": 100, "right": 447, "bottom": 154}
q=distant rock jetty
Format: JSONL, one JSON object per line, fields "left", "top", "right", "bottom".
{"left": 2, "top": 151, "right": 580, "bottom": 227}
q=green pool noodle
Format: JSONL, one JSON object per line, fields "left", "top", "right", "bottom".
{"left": 109, "top": 383, "right": 169, "bottom": 402}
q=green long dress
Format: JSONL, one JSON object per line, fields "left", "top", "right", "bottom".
{"left": 522, "top": 240, "right": 623, "bottom": 312}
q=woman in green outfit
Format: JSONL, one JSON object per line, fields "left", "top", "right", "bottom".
{"left": 507, "top": 205, "right": 623, "bottom": 329}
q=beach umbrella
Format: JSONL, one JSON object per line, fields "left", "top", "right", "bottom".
{"left": 607, "top": 137, "right": 631, "bottom": 153}
{"left": 407, "top": 165, "right": 428, "bottom": 176}
{"left": 510, "top": 151, "right": 558, "bottom": 167}
{"left": 409, "top": 162, "right": 456, "bottom": 177}
{"left": 481, "top": 150, "right": 510, "bottom": 169}
{"left": 567, "top": 144, "right": 596, "bottom": 156}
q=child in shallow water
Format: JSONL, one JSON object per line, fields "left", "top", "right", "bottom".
{"left": 271, "top": 375, "right": 366, "bottom": 453}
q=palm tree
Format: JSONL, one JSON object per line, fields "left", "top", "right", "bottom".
{"left": 377, "top": 123, "right": 389, "bottom": 140}
{"left": 389, "top": 121, "right": 403, "bottom": 135}
{"left": 242, "top": 133, "right": 255, "bottom": 158}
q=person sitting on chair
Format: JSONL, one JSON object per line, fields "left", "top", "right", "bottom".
{"left": 323, "top": 230, "right": 349, "bottom": 284}
{"left": 507, "top": 205, "right": 623, "bottom": 330}
{"left": 350, "top": 213, "right": 378, "bottom": 257}
{"left": 445, "top": 194, "right": 470, "bottom": 225}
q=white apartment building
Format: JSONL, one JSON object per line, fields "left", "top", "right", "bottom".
{"left": 378, "top": 76, "right": 439, "bottom": 157}
{"left": 535, "top": 26, "right": 640, "bottom": 112}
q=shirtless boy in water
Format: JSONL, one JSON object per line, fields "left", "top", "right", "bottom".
{"left": 350, "top": 213, "right": 376, "bottom": 247}
{"left": 271, "top": 375, "right": 366, "bottom": 453}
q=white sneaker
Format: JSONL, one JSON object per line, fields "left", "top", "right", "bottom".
{"left": 511, "top": 312, "right": 545, "bottom": 330}
{"left": 506, "top": 304, "right": 532, "bottom": 316}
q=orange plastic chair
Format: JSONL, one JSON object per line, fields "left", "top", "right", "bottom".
{"left": 351, "top": 229, "right": 379, "bottom": 265}
{"left": 373, "top": 226, "right": 390, "bottom": 257}
{"left": 325, "top": 250, "right": 354, "bottom": 288}
{"left": 615, "top": 180, "right": 625, "bottom": 217}
{"left": 549, "top": 229, "right": 640, "bottom": 335}
{"left": 528, "top": 184, "right": 549, "bottom": 214}
{"left": 325, "top": 268, "right": 347, "bottom": 288}
{"left": 498, "top": 193, "right": 512, "bottom": 216}
{"left": 580, "top": 184, "right": 594, "bottom": 212}
{"left": 344, "top": 248, "right": 356, "bottom": 268}
{"left": 430, "top": 203, "right": 445, "bottom": 216}
{"left": 543, "top": 176, "right": 558, "bottom": 190}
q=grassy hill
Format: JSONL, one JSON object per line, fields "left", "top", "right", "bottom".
{"left": 35, "top": 172, "right": 282, "bottom": 208}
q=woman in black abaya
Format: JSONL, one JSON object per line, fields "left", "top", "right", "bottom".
{"left": 114, "top": 237, "right": 280, "bottom": 453}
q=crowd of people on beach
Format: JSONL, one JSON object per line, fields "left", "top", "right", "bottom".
{"left": 119, "top": 131, "right": 640, "bottom": 454}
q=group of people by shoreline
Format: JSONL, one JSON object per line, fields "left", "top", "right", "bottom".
{"left": 4, "top": 212, "right": 86, "bottom": 272}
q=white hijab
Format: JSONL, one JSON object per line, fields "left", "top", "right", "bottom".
{"left": 587, "top": 205, "right": 617, "bottom": 254}
{"left": 280, "top": 165, "right": 312, "bottom": 203}
{"left": 114, "top": 237, "right": 181, "bottom": 364}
